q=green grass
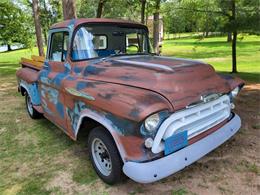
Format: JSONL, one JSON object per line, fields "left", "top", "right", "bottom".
{"left": 0, "top": 48, "right": 40, "bottom": 77}
{"left": 162, "top": 34, "right": 260, "bottom": 83}
{"left": 171, "top": 188, "right": 188, "bottom": 195}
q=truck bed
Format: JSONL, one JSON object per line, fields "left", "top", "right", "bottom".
{"left": 20, "top": 55, "right": 44, "bottom": 71}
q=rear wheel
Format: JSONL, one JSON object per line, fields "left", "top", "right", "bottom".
{"left": 25, "top": 93, "right": 41, "bottom": 119}
{"left": 88, "top": 126, "right": 125, "bottom": 185}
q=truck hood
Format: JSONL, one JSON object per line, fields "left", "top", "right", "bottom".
{"left": 82, "top": 55, "right": 232, "bottom": 110}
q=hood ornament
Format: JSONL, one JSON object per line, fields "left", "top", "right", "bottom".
{"left": 186, "top": 93, "right": 221, "bottom": 109}
{"left": 200, "top": 93, "right": 221, "bottom": 103}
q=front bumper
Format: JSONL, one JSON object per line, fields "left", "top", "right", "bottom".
{"left": 123, "top": 113, "right": 241, "bottom": 183}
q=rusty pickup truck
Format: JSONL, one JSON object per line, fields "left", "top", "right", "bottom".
{"left": 16, "top": 18, "right": 244, "bottom": 184}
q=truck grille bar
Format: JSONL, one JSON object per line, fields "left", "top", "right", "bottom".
{"left": 151, "top": 95, "right": 231, "bottom": 154}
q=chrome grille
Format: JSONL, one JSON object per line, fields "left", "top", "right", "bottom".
{"left": 152, "top": 95, "right": 231, "bottom": 153}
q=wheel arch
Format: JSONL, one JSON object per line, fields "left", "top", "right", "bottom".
{"left": 75, "top": 111, "right": 126, "bottom": 163}
{"left": 20, "top": 83, "right": 29, "bottom": 96}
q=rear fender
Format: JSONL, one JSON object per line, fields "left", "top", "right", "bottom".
{"left": 19, "top": 80, "right": 41, "bottom": 105}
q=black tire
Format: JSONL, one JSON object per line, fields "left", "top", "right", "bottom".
{"left": 25, "top": 93, "right": 41, "bottom": 119}
{"left": 88, "top": 126, "right": 125, "bottom": 185}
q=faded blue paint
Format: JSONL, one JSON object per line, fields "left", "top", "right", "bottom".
{"left": 39, "top": 61, "right": 51, "bottom": 84}
{"left": 66, "top": 100, "right": 139, "bottom": 136}
{"left": 64, "top": 62, "right": 71, "bottom": 72}
{"left": 42, "top": 99, "right": 53, "bottom": 116}
{"left": 84, "top": 65, "right": 106, "bottom": 76}
{"left": 53, "top": 73, "right": 67, "bottom": 86}
{"left": 68, "top": 19, "right": 76, "bottom": 31}
{"left": 66, "top": 76, "right": 76, "bottom": 81}
{"left": 76, "top": 81, "right": 88, "bottom": 90}
{"left": 73, "top": 66, "right": 83, "bottom": 74}
{"left": 21, "top": 80, "right": 41, "bottom": 105}
{"left": 56, "top": 102, "right": 65, "bottom": 118}
{"left": 66, "top": 101, "right": 85, "bottom": 132}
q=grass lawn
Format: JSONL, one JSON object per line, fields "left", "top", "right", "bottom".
{"left": 162, "top": 34, "right": 260, "bottom": 83}
{"left": 0, "top": 35, "right": 259, "bottom": 194}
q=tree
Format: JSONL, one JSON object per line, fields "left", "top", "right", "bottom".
{"left": 39, "top": 0, "right": 63, "bottom": 45}
{"left": 96, "top": 0, "right": 106, "bottom": 18}
{"left": 77, "top": 0, "right": 96, "bottom": 18}
{"left": 62, "top": 0, "right": 77, "bottom": 20}
{"left": 153, "top": 0, "right": 160, "bottom": 53}
{"left": 140, "top": 0, "right": 146, "bottom": 24}
{"left": 231, "top": 0, "right": 237, "bottom": 73}
{"left": 32, "top": 0, "right": 45, "bottom": 56}
{"left": 219, "top": 0, "right": 260, "bottom": 72}
{"left": 0, "top": 1, "right": 34, "bottom": 51}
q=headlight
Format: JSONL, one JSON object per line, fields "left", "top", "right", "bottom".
{"left": 231, "top": 86, "right": 239, "bottom": 98}
{"left": 144, "top": 113, "right": 160, "bottom": 132}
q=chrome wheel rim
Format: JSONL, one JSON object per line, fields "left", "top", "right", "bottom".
{"left": 91, "top": 138, "right": 112, "bottom": 176}
{"left": 26, "top": 95, "right": 33, "bottom": 115}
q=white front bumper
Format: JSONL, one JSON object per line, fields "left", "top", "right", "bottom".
{"left": 123, "top": 113, "right": 241, "bottom": 183}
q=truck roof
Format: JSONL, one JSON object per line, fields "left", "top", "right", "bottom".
{"left": 50, "top": 18, "right": 147, "bottom": 30}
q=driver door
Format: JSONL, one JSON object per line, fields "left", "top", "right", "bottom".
{"left": 39, "top": 30, "right": 70, "bottom": 130}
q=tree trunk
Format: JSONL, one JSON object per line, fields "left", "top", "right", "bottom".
{"left": 96, "top": 0, "right": 105, "bottom": 18}
{"left": 32, "top": 0, "right": 45, "bottom": 56}
{"left": 43, "top": 29, "right": 48, "bottom": 46}
{"left": 227, "top": 32, "right": 232, "bottom": 42}
{"left": 43, "top": 0, "right": 48, "bottom": 46}
{"left": 7, "top": 44, "right": 11, "bottom": 51}
{"left": 232, "top": 31, "right": 237, "bottom": 73}
{"left": 140, "top": 0, "right": 146, "bottom": 24}
{"left": 153, "top": 0, "right": 160, "bottom": 54}
{"left": 205, "top": 31, "right": 209, "bottom": 37}
{"left": 231, "top": 0, "right": 237, "bottom": 73}
{"left": 62, "top": 0, "right": 77, "bottom": 20}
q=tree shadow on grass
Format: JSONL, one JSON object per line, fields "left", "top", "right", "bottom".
{"left": 218, "top": 71, "right": 260, "bottom": 83}
{"left": 0, "top": 62, "right": 20, "bottom": 76}
{"left": 171, "top": 40, "right": 260, "bottom": 48}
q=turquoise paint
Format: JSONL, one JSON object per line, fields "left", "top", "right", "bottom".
{"left": 21, "top": 81, "right": 41, "bottom": 105}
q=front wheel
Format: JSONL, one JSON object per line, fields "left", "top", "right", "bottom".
{"left": 88, "top": 126, "right": 125, "bottom": 185}
{"left": 25, "top": 93, "right": 41, "bottom": 119}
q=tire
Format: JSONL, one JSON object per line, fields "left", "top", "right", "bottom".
{"left": 88, "top": 126, "right": 125, "bottom": 185}
{"left": 25, "top": 93, "right": 41, "bottom": 119}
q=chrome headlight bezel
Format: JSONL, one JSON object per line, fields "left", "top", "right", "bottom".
{"left": 141, "top": 110, "right": 170, "bottom": 136}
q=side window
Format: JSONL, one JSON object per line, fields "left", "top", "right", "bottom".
{"left": 49, "top": 32, "right": 69, "bottom": 62}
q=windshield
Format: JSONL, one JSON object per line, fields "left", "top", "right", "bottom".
{"left": 71, "top": 24, "right": 153, "bottom": 61}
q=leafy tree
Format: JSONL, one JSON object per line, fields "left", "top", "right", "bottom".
{"left": 0, "top": 0, "right": 34, "bottom": 51}
{"left": 39, "top": 0, "right": 63, "bottom": 45}
{"left": 218, "top": 0, "right": 260, "bottom": 72}
{"left": 77, "top": 0, "right": 97, "bottom": 18}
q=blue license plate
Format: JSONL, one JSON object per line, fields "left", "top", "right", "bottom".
{"left": 164, "top": 130, "right": 188, "bottom": 155}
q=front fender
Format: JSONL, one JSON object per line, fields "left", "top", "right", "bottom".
{"left": 218, "top": 73, "right": 245, "bottom": 90}
{"left": 63, "top": 79, "right": 171, "bottom": 162}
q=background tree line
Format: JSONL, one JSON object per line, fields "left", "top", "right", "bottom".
{"left": 0, "top": 0, "right": 259, "bottom": 72}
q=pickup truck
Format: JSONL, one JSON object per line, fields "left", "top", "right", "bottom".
{"left": 16, "top": 18, "right": 244, "bottom": 184}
